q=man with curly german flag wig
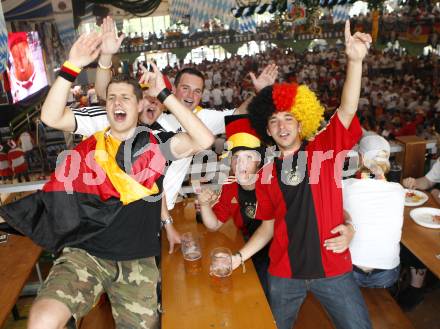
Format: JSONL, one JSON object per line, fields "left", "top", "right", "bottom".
{"left": 231, "top": 21, "right": 374, "bottom": 329}
{"left": 0, "top": 33, "right": 214, "bottom": 329}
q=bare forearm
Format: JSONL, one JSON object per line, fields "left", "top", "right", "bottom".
{"left": 41, "top": 77, "right": 75, "bottom": 132}
{"left": 238, "top": 220, "right": 273, "bottom": 261}
{"left": 95, "top": 54, "right": 112, "bottom": 100}
{"left": 163, "top": 95, "right": 214, "bottom": 150}
{"left": 415, "top": 177, "right": 435, "bottom": 190}
{"left": 199, "top": 204, "right": 223, "bottom": 231}
{"left": 338, "top": 60, "right": 363, "bottom": 128}
{"left": 234, "top": 96, "right": 253, "bottom": 115}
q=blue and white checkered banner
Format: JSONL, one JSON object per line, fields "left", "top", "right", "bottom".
{"left": 0, "top": 2, "right": 8, "bottom": 74}
{"left": 170, "top": 0, "right": 191, "bottom": 25}
{"left": 332, "top": 4, "right": 351, "bottom": 23}
{"left": 189, "top": 0, "right": 236, "bottom": 34}
{"left": 238, "top": 15, "right": 257, "bottom": 33}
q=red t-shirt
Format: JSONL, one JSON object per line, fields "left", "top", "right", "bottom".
{"left": 213, "top": 182, "right": 259, "bottom": 237}
{"left": 255, "top": 114, "right": 362, "bottom": 279}
{"left": 213, "top": 183, "right": 243, "bottom": 228}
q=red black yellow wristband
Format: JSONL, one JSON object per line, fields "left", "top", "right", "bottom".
{"left": 59, "top": 61, "right": 82, "bottom": 82}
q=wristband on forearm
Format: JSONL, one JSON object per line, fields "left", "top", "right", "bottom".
{"left": 59, "top": 61, "right": 81, "bottom": 82}
{"left": 157, "top": 88, "right": 172, "bottom": 103}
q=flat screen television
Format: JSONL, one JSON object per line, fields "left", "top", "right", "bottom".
{"left": 7, "top": 31, "right": 48, "bottom": 104}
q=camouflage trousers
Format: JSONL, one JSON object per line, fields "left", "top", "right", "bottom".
{"left": 37, "top": 247, "right": 159, "bottom": 329}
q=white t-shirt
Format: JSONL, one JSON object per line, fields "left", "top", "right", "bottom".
{"left": 426, "top": 159, "right": 440, "bottom": 183}
{"left": 211, "top": 88, "right": 223, "bottom": 106}
{"left": 202, "top": 89, "right": 211, "bottom": 103}
{"left": 223, "top": 88, "right": 233, "bottom": 104}
{"left": 343, "top": 178, "right": 405, "bottom": 270}
{"left": 87, "top": 88, "right": 98, "bottom": 104}
{"left": 73, "top": 106, "right": 235, "bottom": 210}
{"left": 19, "top": 132, "right": 33, "bottom": 152}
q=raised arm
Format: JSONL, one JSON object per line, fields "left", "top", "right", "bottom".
{"left": 337, "top": 21, "right": 372, "bottom": 129}
{"left": 95, "top": 16, "right": 124, "bottom": 99}
{"left": 141, "top": 63, "right": 215, "bottom": 159}
{"left": 40, "top": 33, "right": 102, "bottom": 132}
{"left": 234, "top": 64, "right": 279, "bottom": 115}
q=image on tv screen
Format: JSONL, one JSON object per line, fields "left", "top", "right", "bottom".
{"left": 7, "top": 31, "right": 48, "bottom": 104}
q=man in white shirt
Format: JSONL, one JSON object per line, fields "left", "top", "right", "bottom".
{"left": 403, "top": 158, "right": 440, "bottom": 205}
{"left": 201, "top": 88, "right": 212, "bottom": 108}
{"left": 87, "top": 84, "right": 99, "bottom": 105}
{"left": 211, "top": 84, "right": 223, "bottom": 108}
{"left": 223, "top": 82, "right": 234, "bottom": 109}
{"left": 19, "top": 131, "right": 34, "bottom": 168}
{"left": 213, "top": 71, "right": 222, "bottom": 86}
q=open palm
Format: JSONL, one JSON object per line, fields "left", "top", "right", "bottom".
{"left": 101, "top": 16, "right": 125, "bottom": 55}
{"left": 68, "top": 32, "right": 102, "bottom": 68}
{"left": 250, "top": 63, "right": 278, "bottom": 93}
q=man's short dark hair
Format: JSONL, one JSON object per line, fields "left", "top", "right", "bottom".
{"left": 174, "top": 68, "right": 205, "bottom": 90}
{"left": 106, "top": 74, "right": 142, "bottom": 101}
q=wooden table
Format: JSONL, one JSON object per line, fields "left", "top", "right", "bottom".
{"left": 162, "top": 201, "right": 277, "bottom": 329}
{"left": 401, "top": 195, "right": 440, "bottom": 278}
{"left": 0, "top": 235, "right": 42, "bottom": 327}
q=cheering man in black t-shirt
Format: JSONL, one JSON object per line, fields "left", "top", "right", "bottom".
{"left": 230, "top": 22, "right": 373, "bottom": 329}
{"left": 0, "top": 33, "right": 214, "bottom": 329}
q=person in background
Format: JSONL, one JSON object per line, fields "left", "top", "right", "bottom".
{"left": 87, "top": 83, "right": 99, "bottom": 105}
{"left": 7, "top": 139, "right": 30, "bottom": 183}
{"left": 19, "top": 130, "right": 34, "bottom": 169}
{"left": 0, "top": 144, "right": 13, "bottom": 184}
{"left": 198, "top": 115, "right": 270, "bottom": 297}
{"left": 399, "top": 122, "right": 440, "bottom": 310}
{"left": 343, "top": 134, "right": 405, "bottom": 288}
{"left": 403, "top": 160, "right": 440, "bottom": 205}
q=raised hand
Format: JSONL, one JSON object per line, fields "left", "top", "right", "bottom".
{"left": 68, "top": 32, "right": 102, "bottom": 69}
{"left": 138, "top": 62, "right": 166, "bottom": 98}
{"left": 197, "top": 188, "right": 218, "bottom": 206}
{"left": 100, "top": 16, "right": 125, "bottom": 56}
{"left": 250, "top": 63, "right": 278, "bottom": 93}
{"left": 344, "top": 20, "right": 372, "bottom": 63}
{"left": 222, "top": 175, "right": 237, "bottom": 185}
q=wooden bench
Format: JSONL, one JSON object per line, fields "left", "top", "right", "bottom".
{"left": 78, "top": 288, "right": 414, "bottom": 329}
{"left": 0, "top": 190, "right": 43, "bottom": 328}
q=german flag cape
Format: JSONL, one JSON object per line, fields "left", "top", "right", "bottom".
{"left": 0, "top": 128, "right": 167, "bottom": 252}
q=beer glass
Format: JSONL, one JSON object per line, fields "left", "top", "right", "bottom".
{"left": 181, "top": 232, "right": 202, "bottom": 274}
{"left": 210, "top": 247, "right": 232, "bottom": 293}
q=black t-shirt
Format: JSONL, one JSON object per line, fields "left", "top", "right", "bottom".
{"left": 74, "top": 130, "right": 175, "bottom": 261}
{"left": 274, "top": 144, "right": 325, "bottom": 279}
{"left": 237, "top": 185, "right": 270, "bottom": 266}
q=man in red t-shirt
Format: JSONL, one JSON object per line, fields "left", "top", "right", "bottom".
{"left": 231, "top": 22, "right": 373, "bottom": 329}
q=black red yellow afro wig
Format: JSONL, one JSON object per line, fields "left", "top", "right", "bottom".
{"left": 248, "top": 83, "right": 324, "bottom": 144}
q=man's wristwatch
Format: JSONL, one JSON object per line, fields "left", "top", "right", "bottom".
{"left": 161, "top": 216, "right": 173, "bottom": 228}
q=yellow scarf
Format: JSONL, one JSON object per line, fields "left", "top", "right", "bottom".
{"left": 94, "top": 129, "right": 159, "bottom": 205}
